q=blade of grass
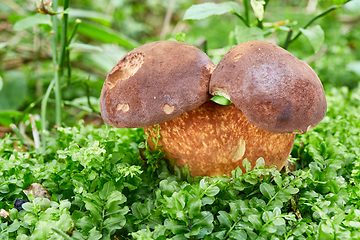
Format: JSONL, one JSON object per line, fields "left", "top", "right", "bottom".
{"left": 41, "top": 79, "right": 55, "bottom": 148}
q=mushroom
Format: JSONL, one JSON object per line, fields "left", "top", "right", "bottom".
{"left": 100, "top": 40, "right": 215, "bottom": 128}
{"left": 210, "top": 41, "right": 327, "bottom": 134}
{"left": 144, "top": 41, "right": 326, "bottom": 176}
{"left": 100, "top": 40, "right": 327, "bottom": 177}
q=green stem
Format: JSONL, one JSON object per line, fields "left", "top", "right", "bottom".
{"left": 41, "top": 80, "right": 55, "bottom": 148}
{"left": 224, "top": 215, "right": 244, "bottom": 239}
{"left": 290, "top": 5, "right": 339, "bottom": 44}
{"left": 16, "top": 95, "right": 44, "bottom": 125}
{"left": 243, "top": 0, "right": 250, "bottom": 27}
{"left": 282, "top": 28, "right": 293, "bottom": 49}
{"left": 50, "top": 0, "right": 61, "bottom": 127}
{"left": 233, "top": 12, "right": 250, "bottom": 28}
{"left": 68, "top": 19, "right": 82, "bottom": 43}
{"left": 58, "top": 0, "right": 69, "bottom": 75}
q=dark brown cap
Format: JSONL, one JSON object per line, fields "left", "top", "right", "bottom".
{"left": 209, "top": 41, "right": 327, "bottom": 134}
{"left": 100, "top": 41, "right": 215, "bottom": 128}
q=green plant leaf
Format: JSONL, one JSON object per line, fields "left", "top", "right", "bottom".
{"left": 68, "top": 42, "right": 103, "bottom": 52}
{"left": 103, "top": 214, "right": 126, "bottom": 234}
{"left": 13, "top": 13, "right": 51, "bottom": 31}
{"left": 243, "top": 159, "right": 252, "bottom": 173}
{"left": 299, "top": 25, "right": 324, "bottom": 53}
{"left": 105, "top": 191, "right": 126, "bottom": 210}
{"left": 260, "top": 183, "right": 275, "bottom": 199}
{"left": 77, "top": 22, "right": 138, "bottom": 49}
{"left": 211, "top": 95, "right": 232, "bottom": 105}
{"left": 250, "top": 0, "right": 266, "bottom": 21}
{"left": 6, "top": 219, "right": 21, "bottom": 233}
{"left": 188, "top": 198, "right": 202, "bottom": 219}
{"left": 205, "top": 185, "right": 220, "bottom": 197}
{"left": 229, "top": 229, "right": 247, "bottom": 239}
{"left": 88, "top": 227, "right": 102, "bottom": 240}
{"left": 217, "top": 211, "right": 232, "bottom": 228}
{"left": 183, "top": 2, "right": 235, "bottom": 20}
{"left": 99, "top": 181, "right": 116, "bottom": 200}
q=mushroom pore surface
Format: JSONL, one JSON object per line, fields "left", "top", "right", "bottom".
{"left": 210, "top": 41, "right": 327, "bottom": 134}
{"left": 144, "top": 101, "right": 295, "bottom": 177}
{"left": 100, "top": 41, "right": 215, "bottom": 128}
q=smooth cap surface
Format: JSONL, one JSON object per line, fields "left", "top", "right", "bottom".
{"left": 210, "top": 41, "right": 327, "bottom": 134}
{"left": 100, "top": 41, "right": 215, "bottom": 128}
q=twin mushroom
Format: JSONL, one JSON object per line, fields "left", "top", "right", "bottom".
{"left": 100, "top": 40, "right": 327, "bottom": 177}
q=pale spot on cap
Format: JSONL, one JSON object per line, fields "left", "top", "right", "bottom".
{"left": 234, "top": 53, "right": 243, "bottom": 62}
{"left": 163, "top": 104, "right": 175, "bottom": 114}
{"left": 117, "top": 103, "right": 129, "bottom": 113}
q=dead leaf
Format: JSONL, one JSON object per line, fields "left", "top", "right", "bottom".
{"left": 23, "top": 183, "right": 51, "bottom": 199}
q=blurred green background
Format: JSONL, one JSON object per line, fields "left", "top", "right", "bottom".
{"left": 0, "top": 0, "right": 359, "bottom": 130}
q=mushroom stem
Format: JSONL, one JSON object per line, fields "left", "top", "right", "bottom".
{"left": 144, "top": 101, "right": 295, "bottom": 177}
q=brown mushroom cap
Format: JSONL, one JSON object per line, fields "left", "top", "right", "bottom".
{"left": 144, "top": 101, "right": 295, "bottom": 177}
{"left": 100, "top": 41, "right": 215, "bottom": 128}
{"left": 209, "top": 41, "right": 327, "bottom": 134}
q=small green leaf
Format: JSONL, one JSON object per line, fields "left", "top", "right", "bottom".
{"left": 273, "top": 173, "right": 282, "bottom": 188}
{"left": 88, "top": 227, "right": 102, "bottom": 240}
{"left": 211, "top": 95, "right": 232, "bottom": 105}
{"left": 250, "top": 0, "right": 266, "bottom": 21}
{"left": 284, "top": 185, "right": 299, "bottom": 195}
{"left": 205, "top": 185, "right": 220, "bottom": 197}
{"left": 292, "top": 222, "right": 308, "bottom": 236}
{"left": 248, "top": 214, "right": 262, "bottom": 230}
{"left": 199, "top": 178, "right": 207, "bottom": 190}
{"left": 164, "top": 219, "right": 188, "bottom": 234}
{"left": 254, "top": 157, "right": 265, "bottom": 169}
{"left": 99, "top": 181, "right": 116, "bottom": 200}
{"left": 183, "top": 2, "right": 234, "bottom": 20}
{"left": 188, "top": 198, "right": 202, "bottom": 219}
{"left": 103, "top": 215, "right": 126, "bottom": 234}
{"left": 229, "top": 229, "right": 247, "bottom": 239}
{"left": 0, "top": 184, "right": 9, "bottom": 193}
{"left": 13, "top": 13, "right": 51, "bottom": 31}
{"left": 243, "top": 159, "right": 252, "bottom": 173}
{"left": 84, "top": 200, "right": 102, "bottom": 219}
{"left": 105, "top": 191, "right": 126, "bottom": 209}
{"left": 299, "top": 25, "right": 324, "bottom": 53}
{"left": 260, "top": 183, "right": 275, "bottom": 199}
{"left": 273, "top": 217, "right": 285, "bottom": 226}
{"left": 218, "top": 211, "right": 232, "bottom": 228}
{"left": 321, "top": 222, "right": 334, "bottom": 234}
{"left": 6, "top": 219, "right": 20, "bottom": 233}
